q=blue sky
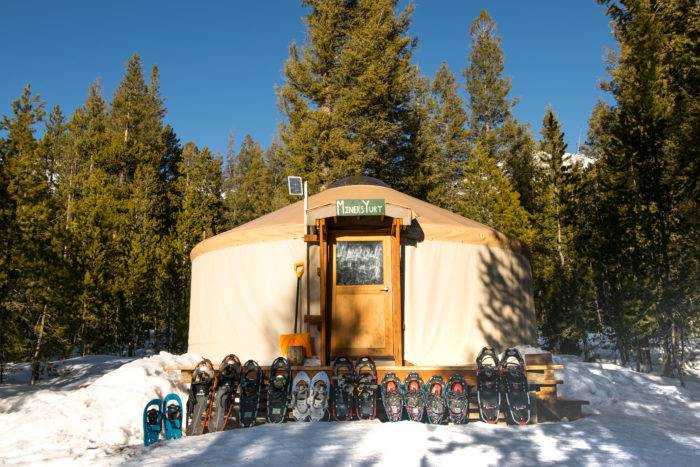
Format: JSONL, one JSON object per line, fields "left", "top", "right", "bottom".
{"left": 1, "top": 1, "right": 614, "bottom": 156}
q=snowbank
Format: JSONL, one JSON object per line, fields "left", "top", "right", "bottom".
{"left": 0, "top": 352, "right": 198, "bottom": 465}
{"left": 0, "top": 352, "right": 698, "bottom": 466}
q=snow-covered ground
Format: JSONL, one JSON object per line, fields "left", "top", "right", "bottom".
{"left": 1, "top": 350, "right": 698, "bottom": 466}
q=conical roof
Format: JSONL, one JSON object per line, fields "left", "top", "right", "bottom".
{"left": 191, "top": 183, "right": 523, "bottom": 259}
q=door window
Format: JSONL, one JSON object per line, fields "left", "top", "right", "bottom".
{"left": 335, "top": 241, "right": 383, "bottom": 285}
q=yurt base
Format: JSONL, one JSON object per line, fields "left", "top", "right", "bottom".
{"left": 165, "top": 353, "right": 588, "bottom": 425}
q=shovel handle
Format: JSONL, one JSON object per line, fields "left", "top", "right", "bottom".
{"left": 294, "top": 262, "right": 304, "bottom": 278}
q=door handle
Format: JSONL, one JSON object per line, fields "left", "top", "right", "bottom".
{"left": 380, "top": 287, "right": 390, "bottom": 292}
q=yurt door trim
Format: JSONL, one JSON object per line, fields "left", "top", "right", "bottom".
{"left": 316, "top": 218, "right": 402, "bottom": 365}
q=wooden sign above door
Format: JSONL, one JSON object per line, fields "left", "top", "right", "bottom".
{"left": 335, "top": 199, "right": 385, "bottom": 216}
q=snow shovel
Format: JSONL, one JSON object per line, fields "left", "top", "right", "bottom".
{"left": 279, "top": 262, "right": 311, "bottom": 361}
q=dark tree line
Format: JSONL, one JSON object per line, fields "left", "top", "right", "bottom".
{"left": 0, "top": 0, "right": 696, "bottom": 383}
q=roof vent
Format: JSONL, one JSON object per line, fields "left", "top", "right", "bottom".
{"left": 328, "top": 176, "right": 390, "bottom": 188}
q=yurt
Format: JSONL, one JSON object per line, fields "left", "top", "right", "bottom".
{"left": 188, "top": 177, "right": 536, "bottom": 366}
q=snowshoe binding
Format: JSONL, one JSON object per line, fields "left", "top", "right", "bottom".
{"left": 446, "top": 374, "right": 469, "bottom": 425}
{"left": 291, "top": 371, "right": 312, "bottom": 421}
{"left": 354, "top": 356, "right": 378, "bottom": 420}
{"left": 209, "top": 354, "right": 241, "bottom": 432}
{"left": 331, "top": 356, "right": 355, "bottom": 421}
{"left": 404, "top": 372, "right": 426, "bottom": 422}
{"left": 309, "top": 371, "right": 331, "bottom": 422}
{"left": 501, "top": 348, "right": 531, "bottom": 425}
{"left": 267, "top": 357, "right": 291, "bottom": 423}
{"left": 380, "top": 372, "right": 404, "bottom": 422}
{"left": 238, "top": 360, "right": 262, "bottom": 427}
{"left": 143, "top": 398, "right": 163, "bottom": 446}
{"left": 476, "top": 347, "right": 501, "bottom": 424}
{"left": 186, "top": 359, "right": 216, "bottom": 436}
{"left": 162, "top": 393, "right": 183, "bottom": 440}
{"left": 426, "top": 375, "right": 447, "bottom": 425}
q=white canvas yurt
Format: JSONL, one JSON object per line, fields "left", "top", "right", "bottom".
{"left": 188, "top": 177, "right": 536, "bottom": 366}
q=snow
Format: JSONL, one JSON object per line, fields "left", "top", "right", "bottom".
{"left": 1, "top": 351, "right": 699, "bottom": 466}
{"left": 533, "top": 151, "right": 595, "bottom": 169}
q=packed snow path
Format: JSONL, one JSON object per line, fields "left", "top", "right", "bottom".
{"left": 0, "top": 352, "right": 698, "bottom": 466}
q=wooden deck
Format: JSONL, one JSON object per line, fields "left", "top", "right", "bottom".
{"left": 164, "top": 353, "right": 588, "bottom": 424}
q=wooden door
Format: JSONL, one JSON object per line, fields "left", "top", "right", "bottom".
{"left": 330, "top": 234, "right": 394, "bottom": 357}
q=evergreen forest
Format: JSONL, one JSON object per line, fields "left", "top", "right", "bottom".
{"left": 1, "top": 0, "right": 697, "bottom": 384}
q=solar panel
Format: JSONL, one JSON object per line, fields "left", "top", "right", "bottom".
{"left": 287, "top": 176, "right": 303, "bottom": 196}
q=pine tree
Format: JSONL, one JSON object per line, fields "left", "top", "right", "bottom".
{"left": 422, "top": 63, "right": 469, "bottom": 208}
{"left": 499, "top": 118, "right": 538, "bottom": 214}
{"left": 223, "top": 135, "right": 272, "bottom": 228}
{"left": 110, "top": 55, "right": 164, "bottom": 151}
{"left": 0, "top": 114, "right": 10, "bottom": 383}
{"left": 109, "top": 56, "right": 169, "bottom": 355}
{"left": 591, "top": 0, "right": 699, "bottom": 378}
{"left": 463, "top": 10, "right": 516, "bottom": 156}
{"left": 456, "top": 141, "right": 533, "bottom": 245}
{"left": 1, "top": 85, "right": 72, "bottom": 383}
{"left": 462, "top": 9, "right": 539, "bottom": 212}
{"left": 531, "top": 106, "right": 595, "bottom": 352}
{"left": 171, "top": 142, "right": 223, "bottom": 347}
{"left": 278, "top": 0, "right": 420, "bottom": 191}
{"left": 64, "top": 80, "right": 115, "bottom": 354}
{"left": 537, "top": 106, "right": 571, "bottom": 269}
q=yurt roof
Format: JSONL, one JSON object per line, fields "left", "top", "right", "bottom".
{"left": 191, "top": 181, "right": 523, "bottom": 260}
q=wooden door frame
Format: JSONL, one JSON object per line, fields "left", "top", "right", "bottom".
{"left": 317, "top": 218, "right": 403, "bottom": 365}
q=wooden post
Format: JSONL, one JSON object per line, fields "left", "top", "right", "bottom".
{"left": 391, "top": 218, "right": 403, "bottom": 365}
{"left": 318, "top": 219, "right": 328, "bottom": 365}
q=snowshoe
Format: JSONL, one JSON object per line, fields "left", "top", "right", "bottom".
{"left": 309, "top": 371, "right": 331, "bottom": 422}
{"left": 404, "top": 372, "right": 426, "bottom": 422}
{"left": 291, "top": 371, "right": 312, "bottom": 421}
{"left": 209, "top": 354, "right": 241, "bottom": 432}
{"left": 267, "top": 357, "right": 291, "bottom": 423}
{"left": 354, "top": 356, "right": 378, "bottom": 420}
{"left": 186, "top": 359, "right": 216, "bottom": 436}
{"left": 331, "top": 356, "right": 355, "bottom": 421}
{"left": 143, "top": 398, "right": 163, "bottom": 446}
{"left": 162, "top": 393, "right": 183, "bottom": 440}
{"left": 426, "top": 375, "right": 446, "bottom": 425}
{"left": 446, "top": 374, "right": 469, "bottom": 425}
{"left": 501, "top": 348, "right": 531, "bottom": 425}
{"left": 476, "top": 347, "right": 501, "bottom": 424}
{"left": 238, "top": 360, "right": 262, "bottom": 427}
{"left": 380, "top": 372, "right": 404, "bottom": 422}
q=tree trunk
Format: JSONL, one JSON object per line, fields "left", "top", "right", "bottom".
{"left": 671, "top": 321, "right": 683, "bottom": 385}
{"left": 662, "top": 334, "right": 674, "bottom": 377}
{"left": 556, "top": 216, "right": 565, "bottom": 269}
{"left": 79, "top": 301, "right": 88, "bottom": 356}
{"left": 30, "top": 305, "right": 48, "bottom": 385}
{"left": 0, "top": 309, "right": 4, "bottom": 384}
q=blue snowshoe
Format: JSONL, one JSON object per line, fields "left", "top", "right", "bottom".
{"left": 162, "top": 393, "right": 183, "bottom": 440}
{"left": 143, "top": 398, "right": 163, "bottom": 446}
